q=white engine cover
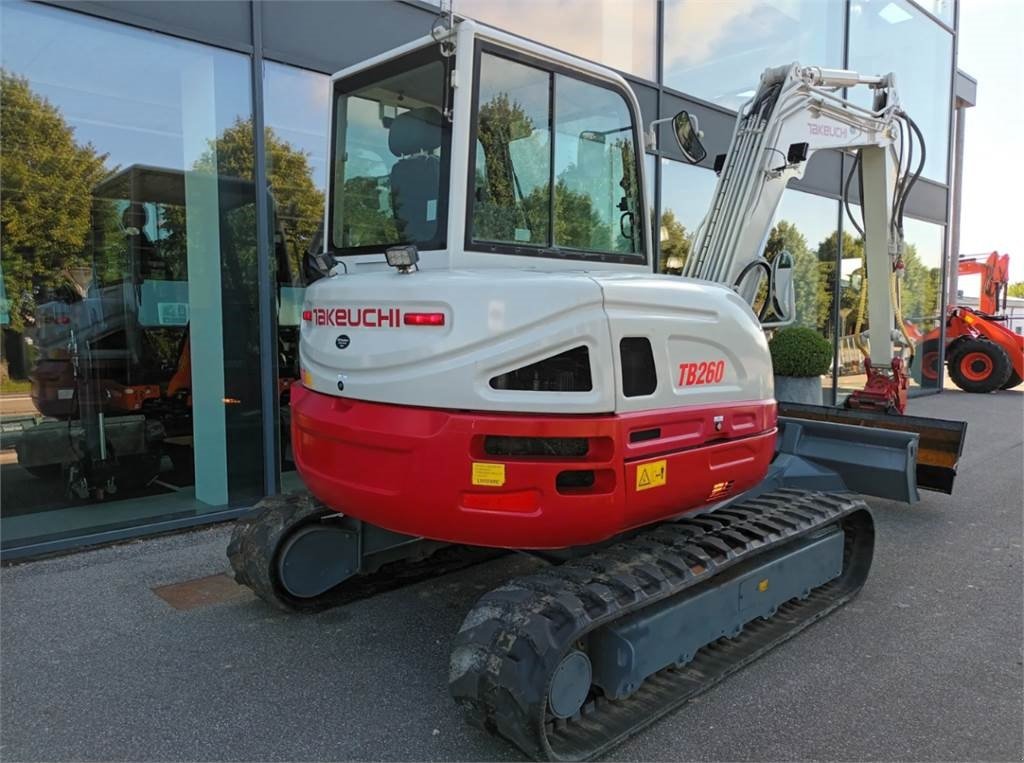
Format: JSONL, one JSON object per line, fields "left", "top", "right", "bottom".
{"left": 299, "top": 269, "right": 773, "bottom": 414}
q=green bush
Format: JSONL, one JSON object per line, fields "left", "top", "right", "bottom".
{"left": 769, "top": 327, "right": 832, "bottom": 377}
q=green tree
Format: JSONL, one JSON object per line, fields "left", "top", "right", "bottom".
{"left": 763, "top": 220, "right": 834, "bottom": 333}
{"left": 557, "top": 135, "right": 640, "bottom": 254}
{"left": 552, "top": 179, "right": 607, "bottom": 250}
{"left": 183, "top": 117, "right": 325, "bottom": 283}
{"left": 474, "top": 92, "right": 550, "bottom": 244}
{"left": 815, "top": 231, "right": 941, "bottom": 336}
{"left": 337, "top": 175, "right": 399, "bottom": 247}
{"left": 0, "top": 70, "right": 109, "bottom": 331}
{"left": 658, "top": 209, "right": 691, "bottom": 274}
{"left": 899, "top": 243, "right": 941, "bottom": 330}
{"left": 817, "top": 230, "right": 865, "bottom": 336}
{"left": 1007, "top": 281, "right": 1024, "bottom": 298}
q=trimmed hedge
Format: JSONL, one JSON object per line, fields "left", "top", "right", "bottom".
{"left": 769, "top": 326, "right": 832, "bottom": 377}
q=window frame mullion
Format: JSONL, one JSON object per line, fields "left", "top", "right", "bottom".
{"left": 548, "top": 71, "right": 557, "bottom": 249}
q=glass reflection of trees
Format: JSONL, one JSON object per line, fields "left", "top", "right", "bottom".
{"left": 1, "top": 69, "right": 323, "bottom": 381}
{"left": 658, "top": 159, "right": 716, "bottom": 275}
{"left": 1, "top": 71, "right": 108, "bottom": 339}
{"left": 471, "top": 54, "right": 642, "bottom": 257}
{"left": 755, "top": 220, "right": 937, "bottom": 337}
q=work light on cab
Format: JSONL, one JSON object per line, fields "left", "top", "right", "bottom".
{"left": 385, "top": 244, "right": 419, "bottom": 273}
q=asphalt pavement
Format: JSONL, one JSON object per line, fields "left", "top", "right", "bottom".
{"left": 2, "top": 389, "right": 1022, "bottom": 762}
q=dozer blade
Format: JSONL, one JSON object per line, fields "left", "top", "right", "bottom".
{"left": 777, "top": 402, "right": 967, "bottom": 494}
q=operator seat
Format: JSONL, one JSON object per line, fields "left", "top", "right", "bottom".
{"left": 388, "top": 106, "right": 443, "bottom": 243}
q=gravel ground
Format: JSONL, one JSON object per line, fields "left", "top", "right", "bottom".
{"left": 2, "top": 390, "right": 1021, "bottom": 762}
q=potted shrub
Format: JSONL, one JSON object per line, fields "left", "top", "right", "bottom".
{"left": 769, "top": 326, "right": 832, "bottom": 405}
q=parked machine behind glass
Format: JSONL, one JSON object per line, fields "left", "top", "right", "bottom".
{"left": 10, "top": 165, "right": 304, "bottom": 501}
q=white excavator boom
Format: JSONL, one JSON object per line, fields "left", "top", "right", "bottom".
{"left": 679, "top": 63, "right": 921, "bottom": 370}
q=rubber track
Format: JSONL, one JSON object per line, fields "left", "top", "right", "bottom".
{"left": 449, "top": 489, "right": 875, "bottom": 761}
{"left": 228, "top": 491, "right": 501, "bottom": 613}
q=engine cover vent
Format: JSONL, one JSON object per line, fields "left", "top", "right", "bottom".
{"left": 489, "top": 346, "right": 592, "bottom": 392}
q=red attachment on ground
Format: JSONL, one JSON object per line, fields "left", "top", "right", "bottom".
{"left": 846, "top": 356, "right": 909, "bottom": 414}
{"left": 291, "top": 385, "right": 777, "bottom": 549}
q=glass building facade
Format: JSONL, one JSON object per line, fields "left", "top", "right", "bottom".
{"left": 0, "top": 0, "right": 964, "bottom": 557}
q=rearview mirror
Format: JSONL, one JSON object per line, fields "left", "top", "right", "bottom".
{"left": 672, "top": 111, "right": 707, "bottom": 165}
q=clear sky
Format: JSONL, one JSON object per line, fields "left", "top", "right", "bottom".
{"left": 957, "top": 0, "right": 1024, "bottom": 287}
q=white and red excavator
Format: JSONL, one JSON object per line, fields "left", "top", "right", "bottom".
{"left": 229, "top": 14, "right": 966, "bottom": 761}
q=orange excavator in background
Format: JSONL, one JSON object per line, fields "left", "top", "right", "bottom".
{"left": 916, "top": 251, "right": 1023, "bottom": 392}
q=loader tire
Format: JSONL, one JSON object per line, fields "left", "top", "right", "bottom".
{"left": 947, "top": 338, "right": 1012, "bottom": 393}
{"left": 1001, "top": 369, "right": 1022, "bottom": 390}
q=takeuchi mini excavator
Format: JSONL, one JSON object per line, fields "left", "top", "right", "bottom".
{"left": 229, "top": 16, "right": 967, "bottom": 761}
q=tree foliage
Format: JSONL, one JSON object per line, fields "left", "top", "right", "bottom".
{"left": 183, "top": 117, "right": 325, "bottom": 283}
{"left": 764, "top": 220, "right": 834, "bottom": 333}
{"left": 0, "top": 70, "right": 109, "bottom": 330}
{"left": 472, "top": 90, "right": 636, "bottom": 253}
{"left": 817, "top": 229, "right": 864, "bottom": 336}
{"left": 658, "top": 209, "right": 691, "bottom": 274}
{"left": 899, "top": 243, "right": 941, "bottom": 329}
{"left": 1007, "top": 281, "right": 1024, "bottom": 299}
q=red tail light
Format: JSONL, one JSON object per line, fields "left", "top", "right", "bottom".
{"left": 403, "top": 312, "right": 445, "bottom": 326}
{"left": 302, "top": 309, "right": 313, "bottom": 322}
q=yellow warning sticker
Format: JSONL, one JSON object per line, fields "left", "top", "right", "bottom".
{"left": 635, "top": 459, "right": 667, "bottom": 491}
{"left": 472, "top": 462, "right": 506, "bottom": 487}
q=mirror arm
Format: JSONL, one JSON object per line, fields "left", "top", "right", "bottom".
{"left": 644, "top": 116, "right": 675, "bottom": 151}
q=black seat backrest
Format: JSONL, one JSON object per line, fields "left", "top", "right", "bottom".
{"left": 389, "top": 106, "right": 443, "bottom": 242}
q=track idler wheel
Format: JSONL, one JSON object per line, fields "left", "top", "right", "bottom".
{"left": 228, "top": 491, "right": 356, "bottom": 613}
{"left": 229, "top": 491, "right": 504, "bottom": 614}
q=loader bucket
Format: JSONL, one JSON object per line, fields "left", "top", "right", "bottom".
{"left": 777, "top": 402, "right": 967, "bottom": 494}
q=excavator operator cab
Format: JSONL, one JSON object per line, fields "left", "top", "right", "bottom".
{"left": 325, "top": 20, "right": 650, "bottom": 275}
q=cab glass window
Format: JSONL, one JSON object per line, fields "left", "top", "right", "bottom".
{"left": 472, "top": 55, "right": 551, "bottom": 246}
{"left": 470, "top": 50, "right": 643, "bottom": 259}
{"left": 554, "top": 75, "right": 641, "bottom": 254}
{"left": 331, "top": 49, "right": 451, "bottom": 253}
